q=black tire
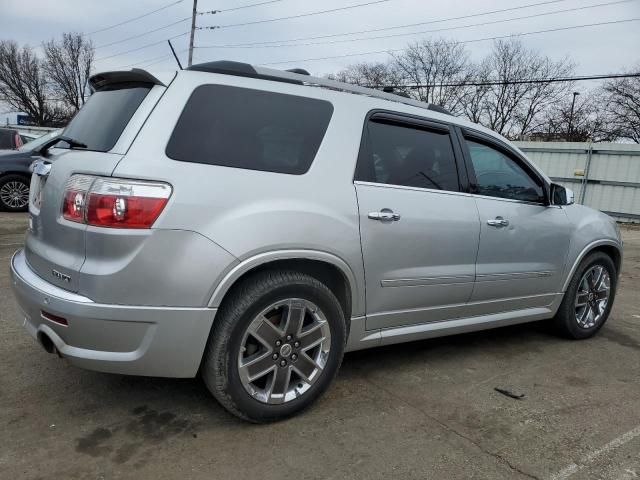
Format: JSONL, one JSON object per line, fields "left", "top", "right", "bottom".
{"left": 0, "top": 174, "right": 30, "bottom": 212}
{"left": 553, "top": 251, "right": 617, "bottom": 339}
{"left": 201, "top": 270, "right": 346, "bottom": 423}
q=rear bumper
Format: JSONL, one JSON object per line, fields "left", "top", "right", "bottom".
{"left": 9, "top": 249, "right": 215, "bottom": 377}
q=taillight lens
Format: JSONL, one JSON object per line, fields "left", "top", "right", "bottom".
{"left": 62, "top": 175, "right": 172, "bottom": 229}
{"left": 62, "top": 175, "right": 93, "bottom": 223}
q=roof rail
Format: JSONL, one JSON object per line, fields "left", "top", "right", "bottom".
{"left": 286, "top": 68, "right": 310, "bottom": 75}
{"left": 187, "top": 60, "right": 303, "bottom": 85}
{"left": 186, "top": 60, "right": 435, "bottom": 112}
{"left": 427, "top": 104, "right": 453, "bottom": 116}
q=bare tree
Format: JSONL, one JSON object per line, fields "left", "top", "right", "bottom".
{"left": 0, "top": 40, "right": 68, "bottom": 126}
{"left": 391, "top": 38, "right": 472, "bottom": 113}
{"left": 474, "top": 39, "right": 574, "bottom": 138}
{"left": 459, "top": 63, "right": 492, "bottom": 124}
{"left": 601, "top": 70, "right": 640, "bottom": 143}
{"left": 43, "top": 33, "right": 94, "bottom": 113}
{"left": 327, "top": 61, "right": 409, "bottom": 97}
{"left": 534, "top": 90, "right": 613, "bottom": 142}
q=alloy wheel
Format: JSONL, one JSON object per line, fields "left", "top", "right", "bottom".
{"left": 238, "top": 298, "right": 331, "bottom": 405}
{"left": 575, "top": 265, "right": 610, "bottom": 329}
{"left": 0, "top": 180, "right": 29, "bottom": 209}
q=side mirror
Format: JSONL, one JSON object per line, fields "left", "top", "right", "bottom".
{"left": 550, "top": 183, "right": 574, "bottom": 206}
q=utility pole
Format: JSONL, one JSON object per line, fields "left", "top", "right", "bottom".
{"left": 567, "top": 91, "right": 580, "bottom": 142}
{"left": 188, "top": 0, "right": 198, "bottom": 67}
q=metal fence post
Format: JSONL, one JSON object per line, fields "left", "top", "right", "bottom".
{"left": 580, "top": 142, "right": 593, "bottom": 205}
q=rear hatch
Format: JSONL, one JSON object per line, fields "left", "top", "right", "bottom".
{"left": 25, "top": 70, "right": 172, "bottom": 292}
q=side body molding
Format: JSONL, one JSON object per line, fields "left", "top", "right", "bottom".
{"left": 207, "top": 249, "right": 363, "bottom": 316}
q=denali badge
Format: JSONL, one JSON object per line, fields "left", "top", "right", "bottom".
{"left": 52, "top": 269, "right": 71, "bottom": 283}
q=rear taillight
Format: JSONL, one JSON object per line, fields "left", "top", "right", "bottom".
{"left": 62, "top": 175, "right": 93, "bottom": 222}
{"left": 62, "top": 175, "right": 171, "bottom": 229}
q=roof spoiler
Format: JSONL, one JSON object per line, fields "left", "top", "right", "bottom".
{"left": 88, "top": 69, "right": 166, "bottom": 92}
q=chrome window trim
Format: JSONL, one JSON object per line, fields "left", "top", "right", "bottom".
{"left": 353, "top": 180, "right": 470, "bottom": 199}
{"left": 354, "top": 180, "right": 552, "bottom": 208}
{"left": 466, "top": 191, "right": 549, "bottom": 207}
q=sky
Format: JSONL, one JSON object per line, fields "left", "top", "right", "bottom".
{"left": 1, "top": 0, "right": 639, "bottom": 90}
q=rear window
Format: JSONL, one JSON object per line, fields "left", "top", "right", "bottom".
{"left": 166, "top": 84, "right": 334, "bottom": 175}
{"left": 62, "top": 83, "right": 152, "bottom": 152}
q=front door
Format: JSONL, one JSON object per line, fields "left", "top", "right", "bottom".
{"left": 461, "top": 136, "right": 572, "bottom": 309}
{"left": 354, "top": 114, "right": 480, "bottom": 330}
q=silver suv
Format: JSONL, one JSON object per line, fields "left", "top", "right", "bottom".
{"left": 10, "top": 61, "right": 622, "bottom": 422}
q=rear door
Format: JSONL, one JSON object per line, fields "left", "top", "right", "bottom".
{"left": 355, "top": 113, "right": 480, "bottom": 330}
{"left": 26, "top": 75, "right": 168, "bottom": 292}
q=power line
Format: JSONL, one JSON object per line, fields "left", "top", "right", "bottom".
{"left": 196, "top": 0, "right": 569, "bottom": 47}
{"left": 198, "top": 0, "right": 393, "bottom": 30}
{"left": 142, "top": 49, "right": 189, "bottom": 68}
{"left": 87, "top": 0, "right": 185, "bottom": 35}
{"left": 199, "top": 0, "right": 285, "bottom": 14}
{"left": 197, "top": 0, "right": 634, "bottom": 49}
{"left": 95, "top": 17, "right": 191, "bottom": 49}
{"left": 117, "top": 52, "right": 175, "bottom": 69}
{"left": 95, "top": 31, "right": 189, "bottom": 62}
{"left": 262, "top": 18, "right": 640, "bottom": 65}
{"left": 368, "top": 73, "right": 640, "bottom": 89}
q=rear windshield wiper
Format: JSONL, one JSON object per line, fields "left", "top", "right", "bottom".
{"left": 37, "top": 136, "right": 88, "bottom": 156}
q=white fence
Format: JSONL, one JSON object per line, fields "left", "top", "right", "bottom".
{"left": 5, "top": 124, "right": 58, "bottom": 136}
{"left": 514, "top": 141, "right": 640, "bottom": 223}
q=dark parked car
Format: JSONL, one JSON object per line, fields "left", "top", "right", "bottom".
{"left": 0, "top": 128, "right": 24, "bottom": 151}
{"left": 0, "top": 130, "right": 59, "bottom": 211}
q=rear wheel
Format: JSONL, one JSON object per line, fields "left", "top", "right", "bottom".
{"left": 201, "top": 270, "right": 346, "bottom": 422}
{"left": 0, "top": 174, "right": 30, "bottom": 212}
{"left": 553, "top": 252, "right": 616, "bottom": 339}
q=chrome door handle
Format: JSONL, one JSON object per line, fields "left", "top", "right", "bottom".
{"left": 487, "top": 216, "right": 509, "bottom": 228}
{"left": 368, "top": 209, "right": 401, "bottom": 222}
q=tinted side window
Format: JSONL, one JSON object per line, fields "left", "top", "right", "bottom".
{"left": 63, "top": 83, "right": 151, "bottom": 152}
{"left": 166, "top": 85, "right": 334, "bottom": 175}
{"left": 466, "top": 140, "right": 544, "bottom": 203}
{"left": 356, "top": 120, "right": 459, "bottom": 192}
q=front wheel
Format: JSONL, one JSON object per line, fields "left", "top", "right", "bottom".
{"left": 553, "top": 252, "right": 617, "bottom": 339}
{"left": 201, "top": 271, "right": 346, "bottom": 422}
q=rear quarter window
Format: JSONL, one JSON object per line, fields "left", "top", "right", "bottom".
{"left": 166, "top": 84, "right": 334, "bottom": 175}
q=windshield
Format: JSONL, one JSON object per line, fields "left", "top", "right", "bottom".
{"left": 18, "top": 130, "right": 62, "bottom": 152}
{"left": 61, "top": 83, "right": 152, "bottom": 152}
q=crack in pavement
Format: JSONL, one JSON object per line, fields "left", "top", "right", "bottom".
{"left": 355, "top": 367, "right": 541, "bottom": 480}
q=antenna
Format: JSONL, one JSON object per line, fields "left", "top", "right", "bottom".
{"left": 167, "top": 40, "right": 183, "bottom": 70}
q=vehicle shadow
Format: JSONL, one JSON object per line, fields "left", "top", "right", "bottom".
{"left": 79, "top": 319, "right": 557, "bottom": 422}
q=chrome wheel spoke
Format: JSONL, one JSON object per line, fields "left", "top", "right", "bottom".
{"left": 253, "top": 318, "right": 282, "bottom": 347}
{"left": 268, "top": 366, "right": 292, "bottom": 401}
{"left": 299, "top": 322, "right": 326, "bottom": 350}
{"left": 241, "top": 352, "right": 274, "bottom": 381}
{"left": 293, "top": 353, "right": 321, "bottom": 381}
{"left": 576, "top": 292, "right": 589, "bottom": 307}
{"left": 595, "top": 289, "right": 609, "bottom": 301}
{"left": 284, "top": 301, "right": 305, "bottom": 336}
{"left": 578, "top": 304, "right": 590, "bottom": 326}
